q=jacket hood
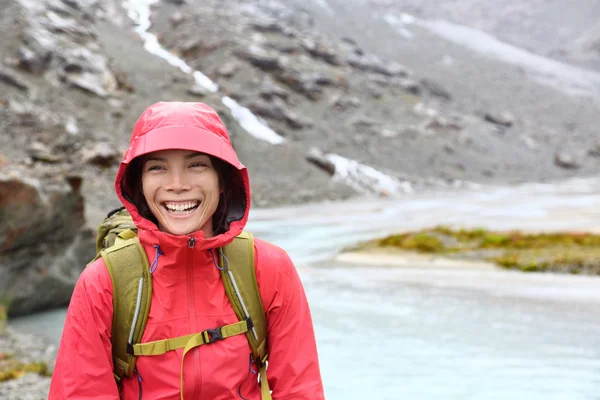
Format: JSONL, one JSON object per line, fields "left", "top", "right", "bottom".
{"left": 115, "top": 101, "right": 250, "bottom": 250}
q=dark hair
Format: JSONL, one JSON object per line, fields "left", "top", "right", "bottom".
{"left": 122, "top": 153, "right": 235, "bottom": 235}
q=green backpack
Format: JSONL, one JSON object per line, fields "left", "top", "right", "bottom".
{"left": 91, "top": 208, "right": 271, "bottom": 400}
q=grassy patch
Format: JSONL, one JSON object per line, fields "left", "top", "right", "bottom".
{"left": 0, "top": 358, "right": 51, "bottom": 381}
{"left": 368, "top": 227, "right": 600, "bottom": 274}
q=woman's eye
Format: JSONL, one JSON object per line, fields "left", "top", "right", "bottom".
{"left": 191, "top": 162, "right": 208, "bottom": 168}
{"left": 148, "top": 165, "right": 164, "bottom": 171}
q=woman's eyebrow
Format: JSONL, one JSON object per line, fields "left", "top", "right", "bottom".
{"left": 185, "top": 152, "right": 207, "bottom": 159}
{"left": 145, "top": 157, "right": 167, "bottom": 163}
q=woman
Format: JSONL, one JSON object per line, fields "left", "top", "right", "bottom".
{"left": 49, "top": 102, "right": 325, "bottom": 399}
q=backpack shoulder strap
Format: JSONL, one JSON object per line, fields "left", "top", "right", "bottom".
{"left": 220, "top": 232, "right": 271, "bottom": 399}
{"left": 100, "top": 233, "right": 152, "bottom": 383}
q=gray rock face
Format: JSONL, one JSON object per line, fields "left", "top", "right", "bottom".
{"left": 0, "top": 170, "right": 95, "bottom": 316}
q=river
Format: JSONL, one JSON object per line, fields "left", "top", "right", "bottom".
{"left": 11, "top": 177, "right": 600, "bottom": 399}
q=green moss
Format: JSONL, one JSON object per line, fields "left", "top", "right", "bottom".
{"left": 375, "top": 227, "right": 600, "bottom": 275}
{"left": 0, "top": 361, "right": 51, "bottom": 381}
{"left": 379, "top": 232, "right": 445, "bottom": 253}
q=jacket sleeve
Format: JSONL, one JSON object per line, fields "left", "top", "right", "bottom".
{"left": 254, "top": 239, "right": 325, "bottom": 400}
{"left": 48, "top": 258, "right": 119, "bottom": 399}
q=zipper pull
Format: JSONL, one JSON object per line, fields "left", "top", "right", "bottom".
{"left": 188, "top": 237, "right": 195, "bottom": 248}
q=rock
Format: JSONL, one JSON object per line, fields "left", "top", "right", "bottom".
{"left": 235, "top": 45, "right": 285, "bottom": 72}
{"left": 0, "top": 170, "right": 95, "bottom": 316}
{"left": 346, "top": 53, "right": 408, "bottom": 76}
{"left": 251, "top": 18, "right": 289, "bottom": 35}
{"left": 169, "top": 11, "right": 185, "bottom": 26}
{"left": 484, "top": 110, "right": 515, "bottom": 127}
{"left": 554, "top": 151, "right": 581, "bottom": 169}
{"left": 0, "top": 66, "right": 30, "bottom": 91}
{"left": 15, "top": 42, "right": 53, "bottom": 74}
{"left": 28, "top": 142, "right": 62, "bottom": 163}
{"left": 420, "top": 78, "right": 452, "bottom": 100}
{"left": 187, "top": 83, "right": 210, "bottom": 97}
{"left": 164, "top": 0, "right": 186, "bottom": 4}
{"left": 275, "top": 70, "right": 335, "bottom": 100}
{"left": 81, "top": 142, "right": 120, "bottom": 167}
{"left": 259, "top": 79, "right": 291, "bottom": 101}
{"left": 588, "top": 143, "right": 600, "bottom": 157}
{"left": 216, "top": 61, "right": 239, "bottom": 78}
{"left": 306, "top": 148, "right": 336, "bottom": 176}
{"left": 249, "top": 98, "right": 313, "bottom": 130}
{"left": 328, "top": 94, "right": 361, "bottom": 110}
{"left": 300, "top": 38, "right": 342, "bottom": 66}
{"left": 65, "top": 116, "right": 79, "bottom": 135}
{"left": 397, "top": 78, "right": 421, "bottom": 95}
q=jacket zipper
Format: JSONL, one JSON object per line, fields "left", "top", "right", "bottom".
{"left": 186, "top": 236, "right": 201, "bottom": 398}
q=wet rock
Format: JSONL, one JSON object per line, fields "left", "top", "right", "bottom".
{"left": 300, "top": 38, "right": 342, "bottom": 66}
{"left": 28, "top": 142, "right": 62, "bottom": 163}
{"left": 216, "top": 61, "right": 239, "bottom": 78}
{"left": 484, "top": 110, "right": 515, "bottom": 127}
{"left": 81, "top": 142, "right": 120, "bottom": 167}
{"left": 554, "top": 151, "right": 581, "bottom": 169}
{"left": 259, "top": 79, "right": 291, "bottom": 101}
{"left": 306, "top": 148, "right": 336, "bottom": 176}
{"left": 248, "top": 98, "right": 313, "bottom": 130}
{"left": 0, "top": 66, "right": 31, "bottom": 91}
{"left": 346, "top": 53, "right": 408, "bottom": 77}
{"left": 0, "top": 169, "right": 95, "bottom": 316}
{"left": 236, "top": 45, "right": 285, "bottom": 72}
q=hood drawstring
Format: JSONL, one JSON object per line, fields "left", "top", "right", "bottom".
{"left": 210, "top": 248, "right": 229, "bottom": 271}
{"left": 149, "top": 245, "right": 163, "bottom": 274}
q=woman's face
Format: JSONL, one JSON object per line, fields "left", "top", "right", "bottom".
{"left": 141, "top": 149, "right": 221, "bottom": 237}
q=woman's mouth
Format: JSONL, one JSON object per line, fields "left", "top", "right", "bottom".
{"left": 163, "top": 201, "right": 200, "bottom": 215}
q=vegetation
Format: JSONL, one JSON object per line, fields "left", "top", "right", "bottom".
{"left": 0, "top": 353, "right": 51, "bottom": 382}
{"left": 369, "top": 227, "right": 600, "bottom": 275}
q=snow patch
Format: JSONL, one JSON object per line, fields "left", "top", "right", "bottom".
{"left": 326, "top": 153, "right": 413, "bottom": 196}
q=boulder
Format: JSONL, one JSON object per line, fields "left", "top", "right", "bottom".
{"left": 484, "top": 110, "right": 515, "bottom": 127}
{"left": 81, "top": 142, "right": 120, "bottom": 167}
{"left": 248, "top": 98, "right": 313, "bottom": 130}
{"left": 300, "top": 38, "right": 342, "bottom": 66}
{"left": 235, "top": 45, "right": 285, "bottom": 72}
{"left": 0, "top": 170, "right": 95, "bottom": 316}
{"left": 554, "top": 151, "right": 581, "bottom": 169}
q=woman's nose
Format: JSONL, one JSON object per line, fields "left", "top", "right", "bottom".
{"left": 166, "top": 170, "right": 191, "bottom": 192}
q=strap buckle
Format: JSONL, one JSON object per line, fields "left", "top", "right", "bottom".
{"left": 203, "top": 327, "right": 224, "bottom": 344}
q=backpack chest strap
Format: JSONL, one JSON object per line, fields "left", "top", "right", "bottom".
{"left": 129, "top": 319, "right": 252, "bottom": 400}
{"left": 129, "top": 319, "right": 250, "bottom": 356}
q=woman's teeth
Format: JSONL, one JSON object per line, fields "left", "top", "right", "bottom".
{"left": 164, "top": 202, "right": 198, "bottom": 214}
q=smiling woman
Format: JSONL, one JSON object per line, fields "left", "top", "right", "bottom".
{"left": 48, "top": 102, "right": 325, "bottom": 400}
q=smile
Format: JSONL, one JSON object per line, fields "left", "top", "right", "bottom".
{"left": 163, "top": 201, "right": 199, "bottom": 215}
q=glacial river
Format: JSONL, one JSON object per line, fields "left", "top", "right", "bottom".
{"left": 11, "top": 177, "right": 600, "bottom": 400}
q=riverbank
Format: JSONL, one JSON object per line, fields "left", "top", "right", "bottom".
{"left": 0, "top": 327, "right": 55, "bottom": 399}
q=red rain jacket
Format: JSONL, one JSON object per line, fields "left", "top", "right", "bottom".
{"left": 49, "top": 102, "right": 324, "bottom": 399}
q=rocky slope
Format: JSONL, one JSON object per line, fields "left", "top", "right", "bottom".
{"left": 1, "top": 0, "right": 600, "bottom": 318}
